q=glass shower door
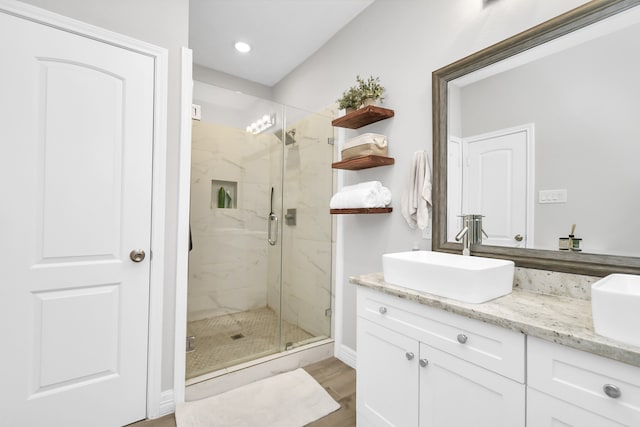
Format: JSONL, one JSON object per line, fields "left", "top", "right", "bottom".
{"left": 186, "top": 85, "right": 334, "bottom": 380}
{"left": 279, "top": 106, "right": 334, "bottom": 350}
{"left": 186, "top": 94, "right": 285, "bottom": 378}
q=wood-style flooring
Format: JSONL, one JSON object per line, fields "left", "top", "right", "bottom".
{"left": 130, "top": 357, "right": 356, "bottom": 427}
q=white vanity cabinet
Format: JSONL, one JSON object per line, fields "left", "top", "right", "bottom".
{"left": 356, "top": 287, "right": 526, "bottom": 427}
{"left": 358, "top": 317, "right": 419, "bottom": 426}
{"left": 417, "top": 342, "right": 524, "bottom": 427}
{"left": 527, "top": 337, "right": 640, "bottom": 426}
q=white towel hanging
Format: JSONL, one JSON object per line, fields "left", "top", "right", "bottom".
{"left": 400, "top": 150, "right": 432, "bottom": 230}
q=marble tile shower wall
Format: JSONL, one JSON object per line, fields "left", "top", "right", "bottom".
{"left": 267, "top": 113, "right": 334, "bottom": 338}
{"left": 188, "top": 115, "right": 333, "bottom": 342}
{"left": 188, "top": 121, "right": 276, "bottom": 321}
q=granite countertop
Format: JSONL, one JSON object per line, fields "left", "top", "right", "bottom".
{"left": 350, "top": 272, "right": 640, "bottom": 368}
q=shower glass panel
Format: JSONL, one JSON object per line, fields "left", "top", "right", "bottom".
{"left": 186, "top": 85, "right": 333, "bottom": 380}
{"left": 279, "top": 106, "right": 333, "bottom": 350}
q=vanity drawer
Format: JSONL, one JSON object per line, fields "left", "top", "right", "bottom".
{"left": 357, "top": 287, "right": 525, "bottom": 382}
{"left": 528, "top": 336, "right": 640, "bottom": 425}
{"left": 527, "top": 388, "right": 631, "bottom": 426}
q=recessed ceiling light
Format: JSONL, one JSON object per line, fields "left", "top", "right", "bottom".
{"left": 234, "top": 41, "right": 251, "bottom": 53}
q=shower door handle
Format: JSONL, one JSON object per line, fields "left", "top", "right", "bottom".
{"left": 268, "top": 213, "right": 278, "bottom": 246}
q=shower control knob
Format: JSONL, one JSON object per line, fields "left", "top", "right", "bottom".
{"left": 130, "top": 249, "right": 146, "bottom": 263}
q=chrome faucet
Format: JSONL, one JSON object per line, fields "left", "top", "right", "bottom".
{"left": 455, "top": 214, "right": 486, "bottom": 256}
{"left": 455, "top": 225, "right": 471, "bottom": 256}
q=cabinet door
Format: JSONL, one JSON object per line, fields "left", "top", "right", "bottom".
{"left": 528, "top": 388, "right": 627, "bottom": 426}
{"left": 419, "top": 343, "right": 524, "bottom": 427}
{"left": 357, "top": 318, "right": 419, "bottom": 427}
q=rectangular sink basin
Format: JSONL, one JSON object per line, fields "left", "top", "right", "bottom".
{"left": 382, "top": 251, "right": 514, "bottom": 303}
{"left": 592, "top": 274, "right": 640, "bottom": 348}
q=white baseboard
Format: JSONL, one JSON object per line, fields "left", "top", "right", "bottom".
{"left": 156, "top": 390, "right": 175, "bottom": 417}
{"left": 335, "top": 343, "right": 357, "bottom": 369}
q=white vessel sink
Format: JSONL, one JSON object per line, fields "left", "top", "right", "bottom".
{"left": 592, "top": 274, "right": 640, "bottom": 348}
{"left": 382, "top": 251, "right": 514, "bottom": 303}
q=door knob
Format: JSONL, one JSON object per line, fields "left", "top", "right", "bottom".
{"left": 514, "top": 234, "right": 523, "bottom": 242}
{"left": 130, "top": 249, "right": 146, "bottom": 263}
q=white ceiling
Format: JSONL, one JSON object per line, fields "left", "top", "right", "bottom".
{"left": 189, "top": 0, "right": 375, "bottom": 87}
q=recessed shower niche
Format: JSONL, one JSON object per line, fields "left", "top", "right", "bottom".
{"left": 211, "top": 179, "right": 237, "bottom": 209}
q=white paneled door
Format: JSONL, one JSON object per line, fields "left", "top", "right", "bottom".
{"left": 463, "top": 126, "right": 533, "bottom": 248}
{"left": 0, "top": 10, "right": 155, "bottom": 427}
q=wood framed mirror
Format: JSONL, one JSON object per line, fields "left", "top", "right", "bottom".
{"left": 432, "top": 0, "right": 640, "bottom": 276}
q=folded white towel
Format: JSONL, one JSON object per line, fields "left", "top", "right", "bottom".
{"left": 343, "top": 133, "right": 388, "bottom": 150}
{"left": 341, "top": 180, "right": 382, "bottom": 193}
{"left": 401, "top": 150, "right": 432, "bottom": 230}
{"left": 330, "top": 188, "right": 380, "bottom": 209}
{"left": 379, "top": 187, "right": 392, "bottom": 206}
{"left": 329, "top": 184, "right": 392, "bottom": 209}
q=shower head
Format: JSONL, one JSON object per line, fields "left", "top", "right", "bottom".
{"left": 285, "top": 129, "right": 296, "bottom": 145}
{"left": 275, "top": 128, "right": 297, "bottom": 145}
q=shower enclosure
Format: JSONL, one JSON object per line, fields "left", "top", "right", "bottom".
{"left": 186, "top": 84, "right": 334, "bottom": 379}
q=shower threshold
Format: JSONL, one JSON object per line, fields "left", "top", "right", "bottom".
{"left": 185, "top": 337, "right": 334, "bottom": 400}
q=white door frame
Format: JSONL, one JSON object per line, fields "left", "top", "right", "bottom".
{"left": 461, "top": 123, "right": 536, "bottom": 248}
{"left": 0, "top": 0, "right": 169, "bottom": 418}
{"left": 173, "top": 47, "right": 193, "bottom": 406}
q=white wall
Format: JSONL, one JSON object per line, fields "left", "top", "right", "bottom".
{"left": 273, "top": 0, "right": 591, "bottom": 353}
{"left": 193, "top": 64, "right": 274, "bottom": 100}
{"left": 18, "top": 0, "right": 189, "bottom": 392}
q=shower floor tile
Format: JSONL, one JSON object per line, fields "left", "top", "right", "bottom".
{"left": 186, "top": 307, "right": 314, "bottom": 379}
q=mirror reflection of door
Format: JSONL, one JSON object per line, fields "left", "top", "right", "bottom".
{"left": 461, "top": 125, "right": 534, "bottom": 248}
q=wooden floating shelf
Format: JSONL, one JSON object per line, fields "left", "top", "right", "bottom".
{"left": 330, "top": 208, "right": 393, "bottom": 215}
{"left": 331, "top": 105, "right": 395, "bottom": 129}
{"left": 332, "top": 155, "right": 395, "bottom": 170}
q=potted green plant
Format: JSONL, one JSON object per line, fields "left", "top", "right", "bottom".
{"left": 337, "top": 86, "right": 361, "bottom": 113}
{"left": 357, "top": 75, "right": 385, "bottom": 107}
